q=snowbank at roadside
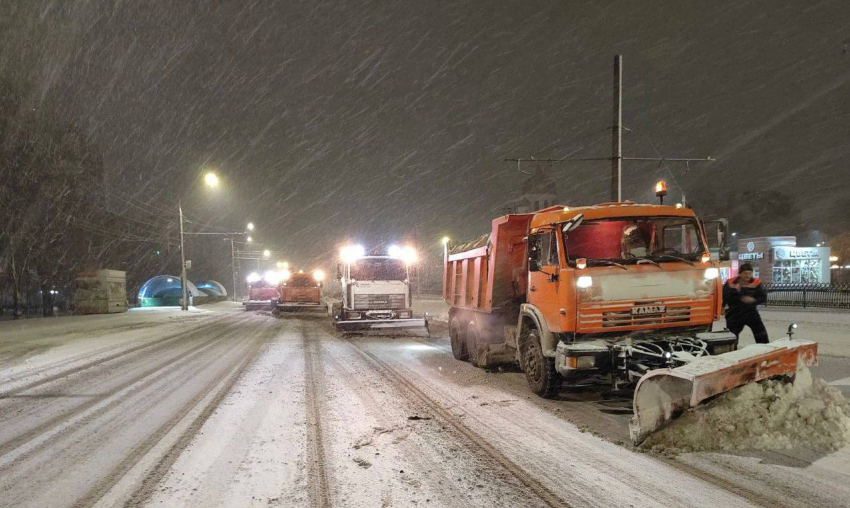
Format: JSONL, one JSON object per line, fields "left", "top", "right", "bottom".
{"left": 413, "top": 296, "right": 448, "bottom": 323}
{"left": 643, "top": 367, "right": 850, "bottom": 454}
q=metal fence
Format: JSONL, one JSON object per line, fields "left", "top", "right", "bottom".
{"left": 764, "top": 283, "right": 850, "bottom": 309}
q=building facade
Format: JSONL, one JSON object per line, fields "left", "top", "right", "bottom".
{"left": 736, "top": 237, "right": 831, "bottom": 284}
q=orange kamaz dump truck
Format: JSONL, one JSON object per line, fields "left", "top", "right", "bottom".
{"left": 443, "top": 203, "right": 817, "bottom": 443}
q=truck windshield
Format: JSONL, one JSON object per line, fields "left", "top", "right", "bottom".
{"left": 562, "top": 217, "right": 707, "bottom": 265}
{"left": 287, "top": 274, "right": 317, "bottom": 287}
{"left": 350, "top": 257, "right": 407, "bottom": 281}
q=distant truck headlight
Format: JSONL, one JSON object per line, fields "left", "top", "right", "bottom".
{"left": 704, "top": 268, "right": 719, "bottom": 280}
{"left": 313, "top": 269, "right": 325, "bottom": 282}
{"left": 264, "top": 270, "right": 281, "bottom": 285}
{"left": 576, "top": 276, "right": 593, "bottom": 289}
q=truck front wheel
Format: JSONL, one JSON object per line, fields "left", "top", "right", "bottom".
{"left": 449, "top": 317, "right": 469, "bottom": 361}
{"left": 521, "top": 329, "right": 562, "bottom": 398}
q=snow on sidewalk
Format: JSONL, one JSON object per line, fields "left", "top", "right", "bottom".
{"left": 722, "top": 307, "right": 850, "bottom": 358}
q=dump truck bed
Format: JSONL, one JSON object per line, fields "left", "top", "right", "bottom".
{"left": 443, "top": 214, "right": 532, "bottom": 313}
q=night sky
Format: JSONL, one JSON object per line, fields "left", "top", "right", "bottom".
{"left": 2, "top": 0, "right": 849, "bottom": 272}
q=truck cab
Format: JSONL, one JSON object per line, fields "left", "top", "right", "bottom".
{"left": 272, "top": 269, "right": 325, "bottom": 313}
{"left": 243, "top": 273, "right": 279, "bottom": 310}
{"left": 334, "top": 245, "right": 428, "bottom": 332}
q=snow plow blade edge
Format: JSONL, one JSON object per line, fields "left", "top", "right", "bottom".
{"left": 629, "top": 338, "right": 818, "bottom": 445}
{"left": 335, "top": 318, "right": 428, "bottom": 332}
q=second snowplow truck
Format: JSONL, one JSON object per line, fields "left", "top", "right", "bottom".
{"left": 443, "top": 203, "right": 817, "bottom": 443}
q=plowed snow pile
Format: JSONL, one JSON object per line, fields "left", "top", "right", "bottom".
{"left": 643, "top": 367, "right": 850, "bottom": 454}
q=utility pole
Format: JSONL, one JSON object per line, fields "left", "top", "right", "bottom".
{"left": 179, "top": 201, "right": 189, "bottom": 311}
{"left": 230, "top": 238, "right": 238, "bottom": 302}
{"left": 505, "top": 55, "right": 712, "bottom": 202}
{"left": 611, "top": 54, "right": 623, "bottom": 202}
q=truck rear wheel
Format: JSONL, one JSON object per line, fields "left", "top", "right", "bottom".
{"left": 521, "top": 329, "right": 562, "bottom": 398}
{"left": 449, "top": 317, "right": 468, "bottom": 361}
{"left": 466, "top": 322, "right": 481, "bottom": 366}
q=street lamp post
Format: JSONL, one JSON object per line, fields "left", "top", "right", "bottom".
{"left": 178, "top": 171, "right": 252, "bottom": 306}
{"left": 231, "top": 237, "right": 238, "bottom": 302}
{"left": 179, "top": 201, "right": 189, "bottom": 311}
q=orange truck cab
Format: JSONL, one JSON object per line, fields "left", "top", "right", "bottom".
{"left": 243, "top": 278, "right": 280, "bottom": 310}
{"left": 272, "top": 269, "right": 326, "bottom": 313}
{"left": 444, "top": 203, "right": 738, "bottom": 397}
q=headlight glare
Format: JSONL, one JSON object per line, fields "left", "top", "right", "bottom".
{"left": 576, "top": 276, "right": 593, "bottom": 289}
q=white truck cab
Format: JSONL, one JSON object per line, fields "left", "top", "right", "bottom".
{"left": 333, "top": 246, "right": 428, "bottom": 333}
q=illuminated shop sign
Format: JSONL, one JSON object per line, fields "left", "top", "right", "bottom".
{"left": 774, "top": 248, "right": 820, "bottom": 260}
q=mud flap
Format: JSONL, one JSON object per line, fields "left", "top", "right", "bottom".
{"left": 629, "top": 338, "right": 818, "bottom": 444}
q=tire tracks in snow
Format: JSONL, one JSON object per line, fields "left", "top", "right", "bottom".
{"left": 658, "top": 458, "right": 789, "bottom": 508}
{"left": 116, "top": 321, "right": 273, "bottom": 508}
{"left": 302, "top": 324, "right": 333, "bottom": 508}
{"left": 0, "top": 317, "right": 249, "bottom": 466}
{"left": 0, "top": 313, "right": 235, "bottom": 398}
{"left": 343, "top": 338, "right": 573, "bottom": 508}
{"left": 404, "top": 333, "right": 777, "bottom": 507}
{"left": 359, "top": 335, "right": 776, "bottom": 508}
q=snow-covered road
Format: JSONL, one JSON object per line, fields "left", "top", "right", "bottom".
{"left": 1, "top": 303, "right": 848, "bottom": 507}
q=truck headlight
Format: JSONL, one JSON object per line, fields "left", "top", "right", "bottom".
{"left": 346, "top": 312, "right": 362, "bottom": 320}
{"left": 565, "top": 355, "right": 596, "bottom": 369}
{"left": 576, "top": 276, "right": 593, "bottom": 289}
{"left": 398, "top": 310, "right": 412, "bottom": 319}
{"left": 704, "top": 268, "right": 719, "bottom": 280}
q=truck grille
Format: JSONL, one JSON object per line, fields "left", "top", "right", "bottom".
{"left": 353, "top": 294, "right": 405, "bottom": 310}
{"left": 577, "top": 298, "right": 714, "bottom": 333}
{"left": 600, "top": 307, "right": 691, "bottom": 328}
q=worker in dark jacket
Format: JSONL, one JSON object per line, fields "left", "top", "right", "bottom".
{"left": 722, "top": 263, "right": 769, "bottom": 344}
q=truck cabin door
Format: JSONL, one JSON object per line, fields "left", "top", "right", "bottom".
{"left": 527, "top": 230, "right": 564, "bottom": 327}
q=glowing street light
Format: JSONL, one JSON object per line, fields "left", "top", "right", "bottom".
{"left": 246, "top": 236, "right": 253, "bottom": 243}
{"left": 204, "top": 172, "right": 220, "bottom": 188}
{"left": 262, "top": 249, "right": 271, "bottom": 258}
{"left": 441, "top": 236, "right": 450, "bottom": 246}
{"left": 247, "top": 222, "right": 255, "bottom": 231}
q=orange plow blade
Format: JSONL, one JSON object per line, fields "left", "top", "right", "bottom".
{"left": 629, "top": 338, "right": 818, "bottom": 444}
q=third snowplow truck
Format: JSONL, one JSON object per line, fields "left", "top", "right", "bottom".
{"left": 443, "top": 203, "right": 817, "bottom": 443}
